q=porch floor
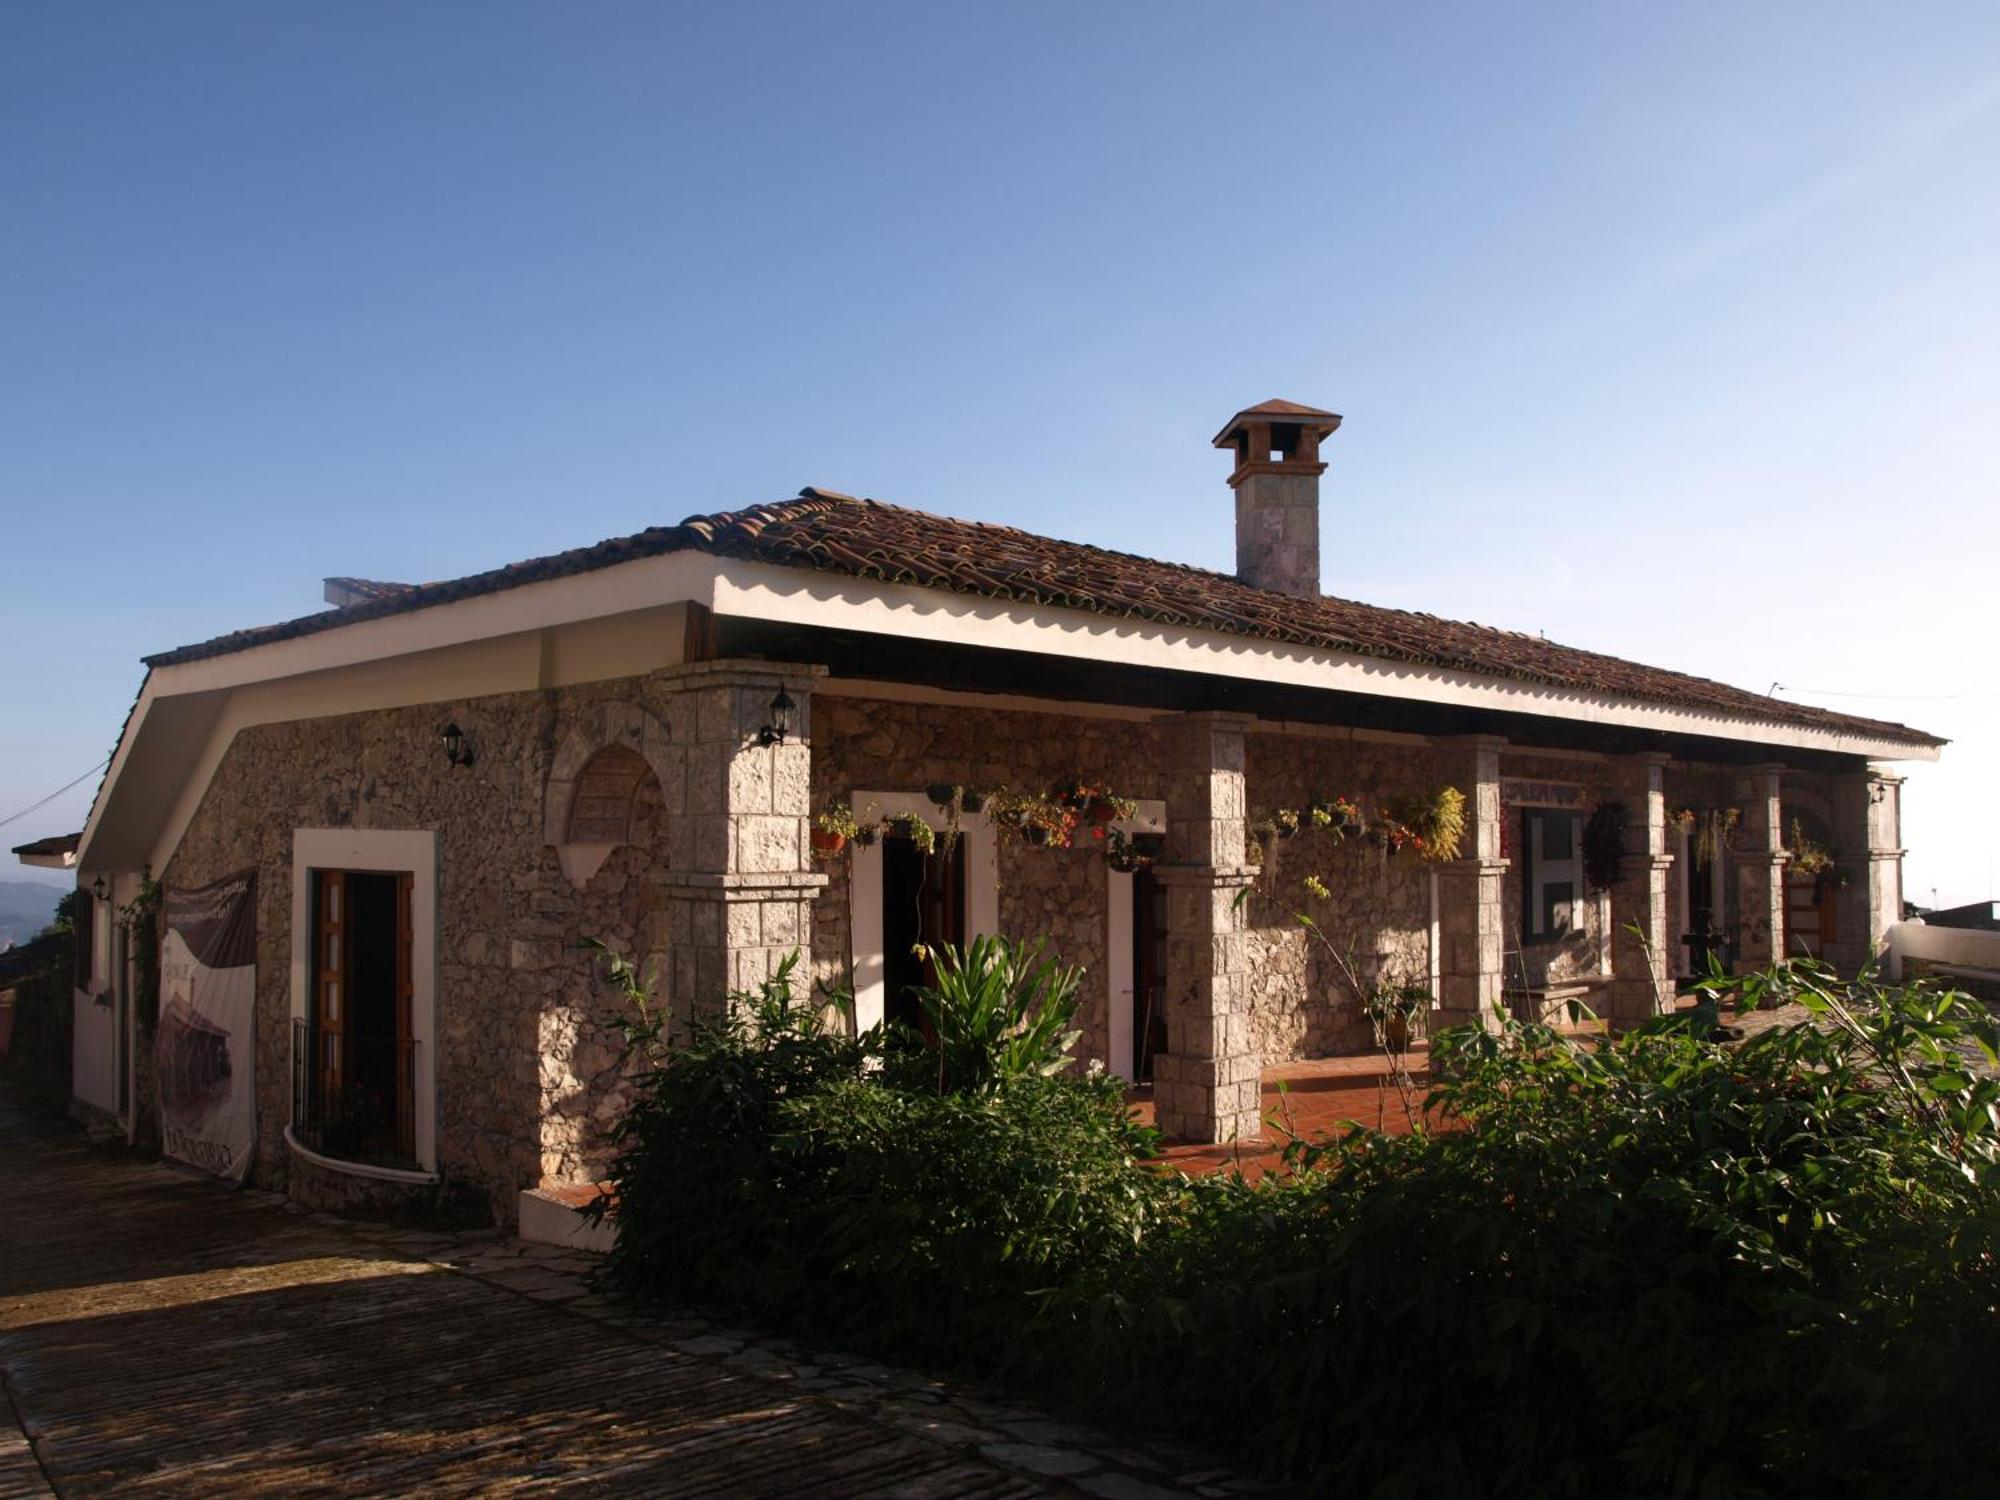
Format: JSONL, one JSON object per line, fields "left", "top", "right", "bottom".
{"left": 1130, "top": 1046, "right": 1437, "bottom": 1180}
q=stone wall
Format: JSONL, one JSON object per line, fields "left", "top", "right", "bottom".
{"left": 1240, "top": 733, "right": 1444, "bottom": 1061}
{"left": 808, "top": 694, "right": 1164, "bottom": 1070}
{"left": 159, "top": 666, "right": 801, "bottom": 1226}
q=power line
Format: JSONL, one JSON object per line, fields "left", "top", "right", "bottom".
{"left": 0, "top": 759, "right": 109, "bottom": 834}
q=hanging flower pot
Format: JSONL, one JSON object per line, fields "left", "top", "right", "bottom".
{"left": 1088, "top": 797, "right": 1119, "bottom": 826}
{"left": 926, "top": 782, "right": 957, "bottom": 810}
{"left": 809, "top": 827, "right": 847, "bottom": 857}
{"left": 853, "top": 823, "right": 879, "bottom": 847}
{"left": 959, "top": 788, "right": 987, "bottom": 814}
{"left": 1024, "top": 823, "right": 1051, "bottom": 847}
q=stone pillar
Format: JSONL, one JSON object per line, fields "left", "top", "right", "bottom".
{"left": 1433, "top": 736, "right": 1507, "bottom": 1032}
{"left": 1151, "top": 712, "right": 1261, "bottom": 1144}
{"left": 658, "top": 660, "right": 827, "bottom": 1013}
{"left": 1854, "top": 767, "right": 1906, "bottom": 963}
{"left": 1733, "top": 764, "right": 1788, "bottom": 969}
{"left": 1606, "top": 752, "right": 1674, "bottom": 1024}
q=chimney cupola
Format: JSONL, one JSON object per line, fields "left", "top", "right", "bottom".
{"left": 1213, "top": 398, "right": 1341, "bottom": 598}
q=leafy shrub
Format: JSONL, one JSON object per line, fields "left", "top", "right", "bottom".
{"left": 601, "top": 947, "right": 2000, "bottom": 1497}
{"left": 887, "top": 932, "right": 1084, "bottom": 1096}
{"left": 1047, "top": 962, "right": 2000, "bottom": 1496}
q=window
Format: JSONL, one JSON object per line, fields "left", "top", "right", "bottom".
{"left": 1521, "top": 809, "right": 1582, "bottom": 941}
{"left": 298, "top": 869, "right": 415, "bottom": 1165}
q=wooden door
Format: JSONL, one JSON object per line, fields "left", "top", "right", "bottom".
{"left": 1132, "top": 867, "right": 1168, "bottom": 1083}
{"left": 314, "top": 871, "right": 346, "bottom": 1108}
{"left": 394, "top": 872, "right": 414, "bottom": 1158}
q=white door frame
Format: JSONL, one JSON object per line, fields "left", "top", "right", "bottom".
{"left": 1102, "top": 800, "right": 1166, "bottom": 1082}
{"left": 289, "top": 827, "right": 439, "bottom": 1177}
{"left": 849, "top": 791, "right": 999, "bottom": 1035}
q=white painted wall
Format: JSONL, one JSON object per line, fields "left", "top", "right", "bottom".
{"left": 1885, "top": 919, "right": 2000, "bottom": 982}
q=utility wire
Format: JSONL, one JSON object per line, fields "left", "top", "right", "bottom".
{"left": 0, "top": 759, "right": 109, "bottom": 834}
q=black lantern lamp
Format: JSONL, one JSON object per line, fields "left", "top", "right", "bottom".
{"left": 441, "top": 722, "right": 475, "bottom": 769}
{"left": 92, "top": 875, "right": 108, "bottom": 903}
{"left": 758, "top": 687, "right": 794, "bottom": 748}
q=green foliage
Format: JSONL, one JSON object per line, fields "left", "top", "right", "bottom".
{"left": 602, "top": 953, "right": 2000, "bottom": 1497}
{"left": 118, "top": 876, "right": 162, "bottom": 1033}
{"left": 1, "top": 930, "right": 74, "bottom": 1112}
{"left": 889, "top": 933, "right": 1084, "bottom": 1096}
{"left": 1052, "top": 963, "right": 2000, "bottom": 1496}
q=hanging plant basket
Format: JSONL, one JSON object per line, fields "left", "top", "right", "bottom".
{"left": 926, "top": 782, "right": 957, "bottom": 810}
{"left": 1583, "top": 802, "right": 1628, "bottom": 891}
{"left": 959, "top": 788, "right": 987, "bottom": 815}
{"left": 809, "top": 827, "right": 847, "bottom": 858}
{"left": 1024, "top": 823, "right": 1051, "bottom": 847}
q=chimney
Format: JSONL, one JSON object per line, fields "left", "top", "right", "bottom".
{"left": 1213, "top": 399, "right": 1342, "bottom": 597}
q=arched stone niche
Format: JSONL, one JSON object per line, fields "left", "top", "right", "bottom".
{"left": 546, "top": 701, "right": 678, "bottom": 886}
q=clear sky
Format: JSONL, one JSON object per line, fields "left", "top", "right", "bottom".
{"left": 4, "top": 3, "right": 1997, "bottom": 905}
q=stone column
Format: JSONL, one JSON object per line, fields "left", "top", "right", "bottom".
{"left": 658, "top": 660, "right": 827, "bottom": 1014}
{"left": 1433, "top": 736, "right": 1506, "bottom": 1032}
{"left": 1856, "top": 768, "right": 1906, "bottom": 963}
{"left": 1151, "top": 712, "right": 1261, "bottom": 1144}
{"left": 1606, "top": 752, "right": 1674, "bottom": 1024}
{"left": 1732, "top": 764, "right": 1788, "bottom": 969}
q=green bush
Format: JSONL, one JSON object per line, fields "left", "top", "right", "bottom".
{"left": 1048, "top": 963, "right": 2000, "bottom": 1496}
{"left": 600, "top": 948, "right": 2000, "bottom": 1497}
{"left": 2, "top": 896, "right": 76, "bottom": 1113}
{"left": 597, "top": 937, "right": 1162, "bottom": 1368}
{"left": 885, "top": 931, "right": 1085, "bottom": 1096}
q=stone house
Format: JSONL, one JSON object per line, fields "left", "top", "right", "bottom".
{"left": 61, "top": 400, "right": 1941, "bottom": 1225}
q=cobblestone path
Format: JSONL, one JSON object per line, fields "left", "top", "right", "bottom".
{"left": 0, "top": 1088, "right": 1255, "bottom": 1498}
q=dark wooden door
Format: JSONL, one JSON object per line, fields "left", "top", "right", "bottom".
{"left": 1133, "top": 866, "right": 1168, "bottom": 1082}
{"left": 883, "top": 833, "right": 967, "bottom": 1033}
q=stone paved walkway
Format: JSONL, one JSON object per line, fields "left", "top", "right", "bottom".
{"left": 0, "top": 1085, "right": 1259, "bottom": 1498}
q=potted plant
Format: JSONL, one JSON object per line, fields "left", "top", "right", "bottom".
{"left": 1582, "top": 802, "right": 1627, "bottom": 891}
{"left": 1311, "top": 796, "right": 1363, "bottom": 839}
{"left": 1382, "top": 787, "right": 1466, "bottom": 862}
{"left": 890, "top": 811, "right": 937, "bottom": 854}
{"left": 1019, "top": 795, "right": 1077, "bottom": 849}
{"left": 959, "top": 787, "right": 988, "bottom": 815}
{"left": 926, "top": 781, "right": 958, "bottom": 810}
{"left": 810, "top": 803, "right": 860, "bottom": 858}
{"left": 1274, "top": 808, "right": 1301, "bottom": 839}
{"left": 1363, "top": 980, "right": 1429, "bottom": 1056}
{"left": 1789, "top": 818, "right": 1835, "bottom": 878}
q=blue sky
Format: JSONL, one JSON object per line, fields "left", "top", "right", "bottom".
{"left": 4, "top": 3, "right": 1997, "bottom": 904}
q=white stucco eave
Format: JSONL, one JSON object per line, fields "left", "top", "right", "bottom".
{"left": 706, "top": 557, "right": 1942, "bottom": 764}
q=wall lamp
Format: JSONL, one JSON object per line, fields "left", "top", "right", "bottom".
{"left": 441, "top": 722, "right": 475, "bottom": 769}
{"left": 757, "top": 687, "right": 795, "bottom": 748}
{"left": 92, "top": 875, "right": 108, "bottom": 902}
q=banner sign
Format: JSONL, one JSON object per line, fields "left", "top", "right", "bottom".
{"left": 158, "top": 869, "right": 257, "bottom": 1182}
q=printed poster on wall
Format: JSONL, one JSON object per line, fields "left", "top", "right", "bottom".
{"left": 158, "top": 869, "right": 257, "bottom": 1182}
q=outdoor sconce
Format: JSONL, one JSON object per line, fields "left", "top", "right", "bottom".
{"left": 757, "top": 687, "right": 794, "bottom": 748}
{"left": 441, "top": 722, "right": 475, "bottom": 769}
{"left": 1869, "top": 782, "right": 1888, "bottom": 805}
{"left": 92, "top": 876, "right": 108, "bottom": 903}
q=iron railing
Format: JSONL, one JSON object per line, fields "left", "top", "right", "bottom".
{"left": 292, "top": 1017, "right": 418, "bottom": 1167}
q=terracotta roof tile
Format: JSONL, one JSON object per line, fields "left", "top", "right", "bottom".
{"left": 142, "top": 491, "right": 1941, "bottom": 748}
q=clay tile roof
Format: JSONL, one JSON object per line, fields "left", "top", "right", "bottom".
{"left": 1213, "top": 398, "right": 1343, "bottom": 446}
{"left": 141, "top": 490, "right": 1941, "bottom": 748}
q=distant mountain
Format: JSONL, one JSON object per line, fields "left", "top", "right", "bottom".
{"left": 0, "top": 882, "right": 64, "bottom": 947}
